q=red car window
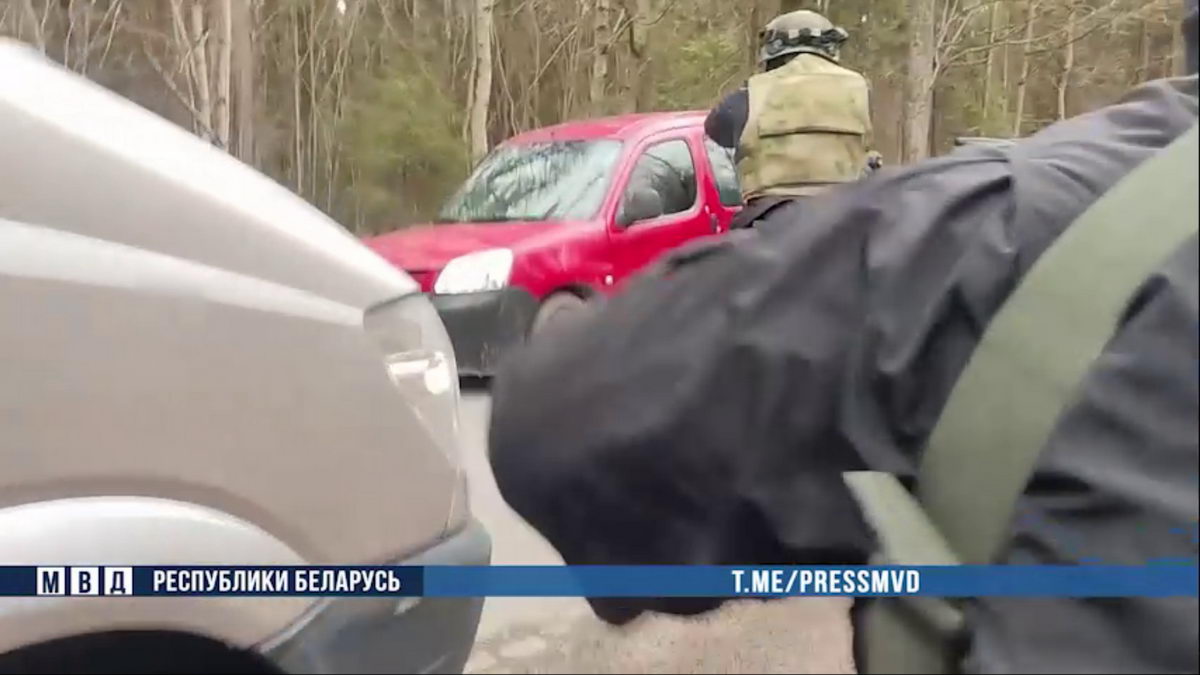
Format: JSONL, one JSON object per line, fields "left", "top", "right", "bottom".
{"left": 621, "top": 139, "right": 698, "bottom": 217}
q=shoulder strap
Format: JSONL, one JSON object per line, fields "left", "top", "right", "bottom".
{"left": 846, "top": 122, "right": 1199, "bottom": 674}
{"left": 918, "top": 122, "right": 1199, "bottom": 566}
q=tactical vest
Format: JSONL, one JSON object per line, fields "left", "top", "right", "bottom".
{"left": 738, "top": 54, "right": 872, "bottom": 201}
{"left": 843, "top": 123, "right": 1199, "bottom": 674}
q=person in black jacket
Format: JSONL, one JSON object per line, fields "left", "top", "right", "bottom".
{"left": 487, "top": 8, "right": 1199, "bottom": 672}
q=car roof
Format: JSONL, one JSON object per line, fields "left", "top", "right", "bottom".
{"left": 507, "top": 110, "right": 708, "bottom": 145}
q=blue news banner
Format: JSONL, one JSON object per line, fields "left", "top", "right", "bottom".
{"left": 0, "top": 565, "right": 1195, "bottom": 598}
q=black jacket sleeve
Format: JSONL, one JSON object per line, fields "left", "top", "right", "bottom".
{"left": 704, "top": 86, "right": 748, "bottom": 149}
{"left": 488, "top": 77, "right": 1198, "bottom": 671}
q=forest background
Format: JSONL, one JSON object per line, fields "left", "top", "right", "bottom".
{"left": 3, "top": 0, "right": 1189, "bottom": 232}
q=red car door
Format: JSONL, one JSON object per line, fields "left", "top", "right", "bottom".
{"left": 699, "top": 136, "right": 744, "bottom": 230}
{"left": 607, "top": 133, "right": 718, "bottom": 286}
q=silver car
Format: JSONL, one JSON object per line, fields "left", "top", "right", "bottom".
{"left": 0, "top": 41, "right": 489, "bottom": 674}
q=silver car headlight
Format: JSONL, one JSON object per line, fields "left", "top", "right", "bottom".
{"left": 363, "top": 293, "right": 461, "bottom": 471}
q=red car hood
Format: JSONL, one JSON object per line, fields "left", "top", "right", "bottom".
{"left": 364, "top": 221, "right": 569, "bottom": 271}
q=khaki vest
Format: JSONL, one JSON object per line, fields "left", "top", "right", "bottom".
{"left": 738, "top": 54, "right": 872, "bottom": 201}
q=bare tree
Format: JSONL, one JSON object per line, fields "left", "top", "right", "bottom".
{"left": 213, "top": 0, "right": 233, "bottom": 148}
{"left": 2, "top": 0, "right": 1185, "bottom": 231}
{"left": 189, "top": 0, "right": 214, "bottom": 142}
{"left": 291, "top": 2, "right": 304, "bottom": 191}
{"left": 615, "top": 0, "right": 656, "bottom": 112}
{"left": 1171, "top": 2, "right": 1186, "bottom": 75}
{"left": 983, "top": 0, "right": 1003, "bottom": 114}
{"left": 1057, "top": 3, "right": 1074, "bottom": 120}
{"left": 745, "top": 0, "right": 768, "bottom": 67}
{"left": 1138, "top": 15, "right": 1152, "bottom": 81}
{"left": 590, "top": 0, "right": 613, "bottom": 114}
{"left": 1013, "top": 0, "right": 1038, "bottom": 136}
{"left": 902, "top": 0, "right": 936, "bottom": 161}
{"left": 19, "top": 0, "right": 46, "bottom": 52}
{"left": 470, "top": 0, "right": 495, "bottom": 161}
{"left": 232, "top": 0, "right": 255, "bottom": 162}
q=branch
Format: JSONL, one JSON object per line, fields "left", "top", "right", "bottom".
{"left": 167, "top": 0, "right": 194, "bottom": 75}
{"left": 141, "top": 44, "right": 217, "bottom": 140}
{"left": 606, "top": 0, "right": 677, "bottom": 54}
{"left": 1015, "top": 13, "right": 1124, "bottom": 58}
{"left": 106, "top": 13, "right": 172, "bottom": 45}
{"left": 503, "top": 0, "right": 538, "bottom": 19}
{"left": 63, "top": 0, "right": 77, "bottom": 71}
{"left": 942, "top": 5, "right": 1130, "bottom": 72}
{"left": 254, "top": 0, "right": 286, "bottom": 42}
{"left": 935, "top": 0, "right": 964, "bottom": 53}
{"left": 38, "top": 0, "right": 53, "bottom": 43}
{"left": 492, "top": 17, "right": 521, "bottom": 132}
{"left": 70, "top": 0, "right": 125, "bottom": 71}
{"left": 941, "top": 14, "right": 1031, "bottom": 61}
{"left": 19, "top": 0, "right": 46, "bottom": 51}
{"left": 529, "top": 23, "right": 582, "bottom": 91}
{"left": 319, "top": 0, "right": 362, "bottom": 115}
{"left": 936, "top": 0, "right": 992, "bottom": 56}
{"left": 941, "top": 0, "right": 1125, "bottom": 68}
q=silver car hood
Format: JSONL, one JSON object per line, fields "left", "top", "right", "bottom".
{"left": 0, "top": 40, "right": 414, "bottom": 311}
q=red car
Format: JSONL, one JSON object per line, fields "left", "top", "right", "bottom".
{"left": 365, "top": 111, "right": 743, "bottom": 375}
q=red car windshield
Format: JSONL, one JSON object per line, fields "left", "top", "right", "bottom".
{"left": 437, "top": 140, "right": 622, "bottom": 223}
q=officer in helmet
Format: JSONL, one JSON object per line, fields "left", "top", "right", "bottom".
{"left": 705, "top": 10, "right": 873, "bottom": 229}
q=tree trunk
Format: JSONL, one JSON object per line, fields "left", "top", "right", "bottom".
{"left": 232, "top": 0, "right": 256, "bottom": 163}
{"left": 292, "top": 5, "right": 304, "bottom": 192}
{"left": 745, "top": 0, "right": 782, "bottom": 66}
{"left": 78, "top": 0, "right": 92, "bottom": 74}
{"left": 635, "top": 54, "right": 656, "bottom": 112}
{"left": 590, "top": 0, "right": 612, "bottom": 115}
{"left": 528, "top": 2, "right": 541, "bottom": 127}
{"left": 462, "top": 48, "right": 477, "bottom": 144}
{"left": 1001, "top": 20, "right": 1011, "bottom": 95}
{"left": 626, "top": 0, "right": 655, "bottom": 112}
{"left": 983, "top": 0, "right": 1001, "bottom": 113}
{"left": 19, "top": 0, "right": 46, "bottom": 52}
{"left": 1012, "top": 0, "right": 1037, "bottom": 137}
{"left": 613, "top": 7, "right": 636, "bottom": 114}
{"left": 1171, "top": 3, "right": 1186, "bottom": 76}
{"left": 901, "top": 0, "right": 936, "bottom": 162}
{"left": 1057, "top": 7, "right": 1074, "bottom": 120}
{"left": 62, "top": 0, "right": 75, "bottom": 71}
{"left": 190, "top": 0, "right": 214, "bottom": 143}
{"left": 747, "top": 1, "right": 761, "bottom": 67}
{"left": 213, "top": 0, "right": 233, "bottom": 149}
{"left": 470, "top": 0, "right": 495, "bottom": 162}
{"left": 1138, "top": 18, "right": 1152, "bottom": 82}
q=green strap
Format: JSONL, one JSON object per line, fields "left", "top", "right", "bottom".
{"left": 845, "top": 471, "right": 966, "bottom": 674}
{"left": 919, "top": 123, "right": 1199, "bottom": 566}
{"left": 849, "top": 123, "right": 1199, "bottom": 674}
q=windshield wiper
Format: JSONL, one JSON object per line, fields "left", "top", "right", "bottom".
{"left": 436, "top": 216, "right": 536, "bottom": 223}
